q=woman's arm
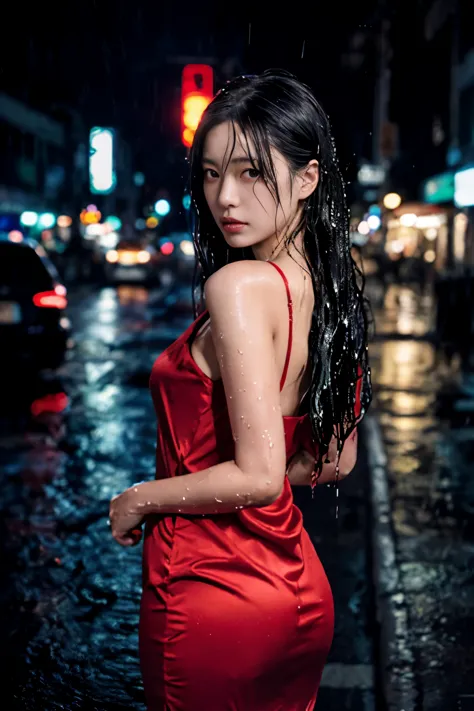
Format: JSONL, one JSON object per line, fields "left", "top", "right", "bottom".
{"left": 287, "top": 429, "right": 358, "bottom": 486}
{"left": 110, "top": 262, "right": 288, "bottom": 543}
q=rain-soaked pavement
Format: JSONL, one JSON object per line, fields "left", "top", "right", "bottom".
{"left": 368, "top": 281, "right": 474, "bottom": 711}
{"left": 2, "top": 276, "right": 473, "bottom": 710}
{"left": 1, "top": 278, "right": 378, "bottom": 711}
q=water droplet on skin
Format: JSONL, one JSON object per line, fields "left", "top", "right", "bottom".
{"left": 219, "top": 332, "right": 224, "bottom": 339}
{"left": 238, "top": 349, "right": 243, "bottom": 355}
{"left": 186, "top": 487, "right": 190, "bottom": 491}
{"left": 240, "top": 415, "right": 244, "bottom": 419}
{"left": 257, "top": 396, "right": 262, "bottom": 400}
{"left": 215, "top": 498, "right": 223, "bottom": 502}
{"left": 133, "top": 487, "right": 138, "bottom": 492}
{"left": 182, "top": 496, "right": 186, "bottom": 501}
{"left": 269, "top": 442, "right": 274, "bottom": 448}
{"left": 247, "top": 423, "right": 251, "bottom": 429}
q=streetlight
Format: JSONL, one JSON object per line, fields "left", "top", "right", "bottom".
{"left": 154, "top": 199, "right": 171, "bottom": 217}
{"left": 383, "top": 192, "right": 402, "bottom": 210}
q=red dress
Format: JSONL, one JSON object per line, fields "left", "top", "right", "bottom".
{"left": 139, "top": 262, "right": 334, "bottom": 711}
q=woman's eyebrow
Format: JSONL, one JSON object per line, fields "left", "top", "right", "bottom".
{"left": 202, "top": 156, "right": 255, "bottom": 166}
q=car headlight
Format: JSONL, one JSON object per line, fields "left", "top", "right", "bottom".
{"left": 137, "top": 250, "right": 151, "bottom": 263}
{"left": 180, "top": 240, "right": 194, "bottom": 256}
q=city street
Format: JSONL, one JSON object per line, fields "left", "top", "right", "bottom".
{"left": 367, "top": 281, "right": 474, "bottom": 711}
{"left": 2, "top": 277, "right": 474, "bottom": 710}
{"left": 2, "top": 3, "right": 473, "bottom": 709}
{"left": 1, "top": 277, "right": 378, "bottom": 711}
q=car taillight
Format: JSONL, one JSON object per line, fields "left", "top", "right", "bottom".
{"left": 30, "top": 392, "right": 69, "bottom": 417}
{"left": 33, "top": 285, "right": 68, "bottom": 309}
{"left": 160, "top": 241, "right": 174, "bottom": 255}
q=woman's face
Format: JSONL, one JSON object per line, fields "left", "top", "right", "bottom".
{"left": 202, "top": 121, "right": 303, "bottom": 255}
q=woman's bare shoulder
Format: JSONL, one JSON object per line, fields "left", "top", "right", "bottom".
{"left": 204, "top": 260, "right": 284, "bottom": 309}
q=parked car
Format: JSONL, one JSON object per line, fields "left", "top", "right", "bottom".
{"left": 0, "top": 236, "right": 71, "bottom": 370}
{"left": 156, "top": 232, "right": 196, "bottom": 279}
{"left": 104, "top": 240, "right": 161, "bottom": 284}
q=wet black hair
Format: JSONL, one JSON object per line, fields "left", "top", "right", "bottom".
{"left": 188, "top": 69, "right": 372, "bottom": 477}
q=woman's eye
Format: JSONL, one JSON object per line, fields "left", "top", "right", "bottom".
{"left": 244, "top": 168, "right": 260, "bottom": 179}
{"left": 204, "top": 169, "right": 219, "bottom": 179}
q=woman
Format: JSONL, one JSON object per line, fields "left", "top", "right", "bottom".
{"left": 110, "top": 69, "right": 371, "bottom": 711}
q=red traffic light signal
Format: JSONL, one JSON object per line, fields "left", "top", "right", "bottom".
{"left": 181, "top": 64, "right": 214, "bottom": 148}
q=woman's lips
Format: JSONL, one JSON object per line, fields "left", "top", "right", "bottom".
{"left": 221, "top": 220, "right": 247, "bottom": 233}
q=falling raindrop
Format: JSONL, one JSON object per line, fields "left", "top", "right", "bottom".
{"left": 301, "top": 39, "right": 306, "bottom": 59}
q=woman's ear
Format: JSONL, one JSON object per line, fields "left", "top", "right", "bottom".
{"left": 299, "top": 160, "right": 319, "bottom": 200}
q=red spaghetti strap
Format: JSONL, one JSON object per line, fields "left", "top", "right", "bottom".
{"left": 267, "top": 261, "right": 293, "bottom": 391}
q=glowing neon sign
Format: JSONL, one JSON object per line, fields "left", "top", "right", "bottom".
{"left": 89, "top": 127, "right": 116, "bottom": 194}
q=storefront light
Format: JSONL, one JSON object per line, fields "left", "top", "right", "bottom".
{"left": 454, "top": 167, "right": 474, "bottom": 207}
{"left": 415, "top": 214, "right": 445, "bottom": 229}
{"left": 399, "top": 213, "right": 417, "bottom": 227}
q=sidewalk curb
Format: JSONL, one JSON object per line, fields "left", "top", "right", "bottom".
{"left": 361, "top": 415, "right": 420, "bottom": 711}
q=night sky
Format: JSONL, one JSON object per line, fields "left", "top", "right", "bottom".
{"left": 2, "top": 0, "right": 378, "bottom": 191}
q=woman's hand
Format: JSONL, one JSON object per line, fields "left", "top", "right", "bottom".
{"left": 109, "top": 487, "right": 146, "bottom": 547}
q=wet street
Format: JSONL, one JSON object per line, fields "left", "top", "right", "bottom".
{"left": 1, "top": 277, "right": 473, "bottom": 710}
{"left": 368, "top": 281, "right": 474, "bottom": 711}
{"left": 1, "top": 277, "right": 378, "bottom": 711}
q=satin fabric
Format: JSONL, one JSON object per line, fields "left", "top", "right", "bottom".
{"left": 140, "top": 280, "right": 334, "bottom": 710}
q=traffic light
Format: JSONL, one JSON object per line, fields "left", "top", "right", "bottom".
{"left": 181, "top": 64, "right": 214, "bottom": 148}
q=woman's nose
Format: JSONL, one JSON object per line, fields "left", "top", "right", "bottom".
{"left": 217, "top": 175, "right": 240, "bottom": 208}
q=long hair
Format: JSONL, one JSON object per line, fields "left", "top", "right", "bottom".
{"left": 188, "top": 69, "right": 372, "bottom": 472}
